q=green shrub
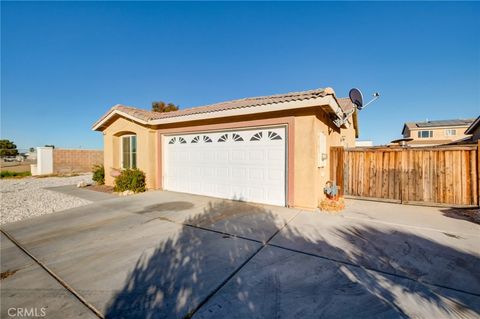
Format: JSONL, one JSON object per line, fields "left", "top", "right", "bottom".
{"left": 0, "top": 171, "right": 31, "bottom": 179}
{"left": 92, "top": 164, "right": 105, "bottom": 185}
{"left": 114, "top": 168, "right": 146, "bottom": 193}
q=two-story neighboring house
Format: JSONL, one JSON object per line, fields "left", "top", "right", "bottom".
{"left": 401, "top": 118, "right": 475, "bottom": 147}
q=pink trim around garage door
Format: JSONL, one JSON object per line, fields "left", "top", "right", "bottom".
{"left": 156, "top": 116, "right": 295, "bottom": 207}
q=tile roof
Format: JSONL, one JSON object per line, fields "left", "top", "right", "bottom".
{"left": 94, "top": 87, "right": 338, "bottom": 128}
{"left": 151, "top": 88, "right": 334, "bottom": 120}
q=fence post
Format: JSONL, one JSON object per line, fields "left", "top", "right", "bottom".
{"left": 478, "top": 140, "right": 480, "bottom": 206}
{"left": 400, "top": 149, "right": 406, "bottom": 204}
{"left": 343, "top": 148, "right": 348, "bottom": 196}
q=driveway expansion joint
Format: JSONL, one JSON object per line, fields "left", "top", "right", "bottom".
{"left": 0, "top": 228, "right": 105, "bottom": 319}
{"left": 185, "top": 209, "right": 303, "bottom": 318}
{"left": 266, "top": 242, "right": 480, "bottom": 298}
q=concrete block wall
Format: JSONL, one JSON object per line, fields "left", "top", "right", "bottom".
{"left": 53, "top": 149, "right": 103, "bottom": 174}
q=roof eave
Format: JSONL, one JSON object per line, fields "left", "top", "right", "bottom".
{"left": 465, "top": 116, "right": 480, "bottom": 134}
{"left": 92, "top": 109, "right": 149, "bottom": 131}
{"left": 92, "top": 94, "right": 345, "bottom": 131}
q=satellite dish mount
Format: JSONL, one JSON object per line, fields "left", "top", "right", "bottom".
{"left": 349, "top": 88, "right": 380, "bottom": 110}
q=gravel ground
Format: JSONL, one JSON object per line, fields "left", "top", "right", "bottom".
{"left": 0, "top": 174, "right": 94, "bottom": 225}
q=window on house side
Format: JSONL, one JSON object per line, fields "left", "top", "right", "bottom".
{"left": 445, "top": 129, "right": 456, "bottom": 136}
{"left": 417, "top": 130, "right": 433, "bottom": 138}
{"left": 122, "top": 135, "right": 137, "bottom": 169}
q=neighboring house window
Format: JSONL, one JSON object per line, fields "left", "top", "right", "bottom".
{"left": 417, "top": 130, "right": 433, "bottom": 138}
{"left": 445, "top": 129, "right": 456, "bottom": 136}
{"left": 121, "top": 135, "right": 137, "bottom": 169}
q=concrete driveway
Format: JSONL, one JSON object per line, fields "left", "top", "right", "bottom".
{"left": 1, "top": 191, "right": 479, "bottom": 319}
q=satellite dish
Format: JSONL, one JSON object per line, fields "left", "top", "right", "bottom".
{"left": 349, "top": 88, "right": 364, "bottom": 109}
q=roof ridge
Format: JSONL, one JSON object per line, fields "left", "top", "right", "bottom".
{"left": 93, "top": 86, "right": 341, "bottom": 130}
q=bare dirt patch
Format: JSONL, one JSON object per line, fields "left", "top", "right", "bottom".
{"left": 86, "top": 184, "right": 114, "bottom": 194}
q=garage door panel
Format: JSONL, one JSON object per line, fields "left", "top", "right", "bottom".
{"left": 248, "top": 187, "right": 265, "bottom": 202}
{"left": 232, "top": 167, "right": 247, "bottom": 179}
{"left": 231, "top": 150, "right": 245, "bottom": 161}
{"left": 248, "top": 168, "right": 264, "bottom": 180}
{"left": 216, "top": 167, "right": 229, "bottom": 179}
{"left": 268, "top": 169, "right": 284, "bottom": 181}
{"left": 268, "top": 149, "right": 285, "bottom": 161}
{"left": 164, "top": 127, "right": 286, "bottom": 206}
{"left": 249, "top": 150, "right": 265, "bottom": 161}
{"left": 203, "top": 167, "right": 215, "bottom": 178}
{"left": 216, "top": 150, "right": 229, "bottom": 162}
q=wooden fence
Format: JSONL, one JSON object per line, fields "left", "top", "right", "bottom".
{"left": 330, "top": 143, "right": 479, "bottom": 207}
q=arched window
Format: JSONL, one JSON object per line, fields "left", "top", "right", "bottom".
{"left": 121, "top": 135, "right": 137, "bottom": 169}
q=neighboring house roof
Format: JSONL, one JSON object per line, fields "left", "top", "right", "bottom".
{"left": 446, "top": 136, "right": 479, "bottom": 145}
{"left": 406, "top": 139, "right": 453, "bottom": 145}
{"left": 465, "top": 115, "right": 480, "bottom": 134}
{"left": 402, "top": 118, "right": 475, "bottom": 135}
{"left": 93, "top": 87, "right": 353, "bottom": 131}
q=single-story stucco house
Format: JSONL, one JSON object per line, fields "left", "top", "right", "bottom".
{"left": 92, "top": 87, "right": 358, "bottom": 210}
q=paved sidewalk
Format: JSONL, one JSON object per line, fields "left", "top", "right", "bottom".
{"left": 44, "top": 185, "right": 115, "bottom": 202}
{"left": 0, "top": 234, "right": 97, "bottom": 319}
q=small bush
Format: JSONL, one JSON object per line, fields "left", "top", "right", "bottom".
{"left": 92, "top": 165, "right": 105, "bottom": 185}
{"left": 114, "top": 168, "right": 146, "bottom": 193}
{"left": 0, "top": 171, "right": 31, "bottom": 179}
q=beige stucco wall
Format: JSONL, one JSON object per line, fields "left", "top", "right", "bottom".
{"left": 99, "top": 108, "right": 356, "bottom": 209}
{"left": 292, "top": 115, "right": 317, "bottom": 209}
{"left": 404, "top": 126, "right": 471, "bottom": 142}
{"left": 292, "top": 111, "right": 356, "bottom": 209}
{"left": 102, "top": 117, "right": 158, "bottom": 189}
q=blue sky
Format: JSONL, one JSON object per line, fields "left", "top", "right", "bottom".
{"left": 2, "top": 1, "right": 479, "bottom": 150}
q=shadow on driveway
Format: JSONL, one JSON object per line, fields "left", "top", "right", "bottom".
{"left": 440, "top": 207, "right": 480, "bottom": 225}
{"left": 105, "top": 200, "right": 480, "bottom": 319}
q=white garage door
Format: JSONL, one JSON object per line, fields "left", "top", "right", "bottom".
{"left": 164, "top": 126, "right": 286, "bottom": 206}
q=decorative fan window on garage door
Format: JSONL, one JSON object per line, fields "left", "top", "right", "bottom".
{"left": 191, "top": 136, "right": 200, "bottom": 143}
{"left": 121, "top": 135, "right": 137, "bottom": 169}
{"left": 250, "top": 132, "right": 263, "bottom": 141}
{"left": 218, "top": 134, "right": 228, "bottom": 142}
{"left": 169, "top": 137, "right": 187, "bottom": 144}
{"left": 232, "top": 133, "right": 244, "bottom": 141}
{"left": 268, "top": 131, "right": 282, "bottom": 140}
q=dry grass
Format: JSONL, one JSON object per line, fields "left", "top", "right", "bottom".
{"left": 319, "top": 197, "right": 345, "bottom": 213}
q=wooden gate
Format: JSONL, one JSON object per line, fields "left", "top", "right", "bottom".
{"left": 330, "top": 144, "right": 479, "bottom": 206}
